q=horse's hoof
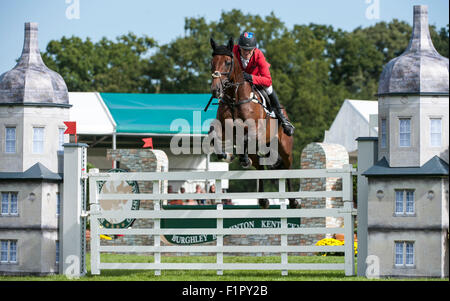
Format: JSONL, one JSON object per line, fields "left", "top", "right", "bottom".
{"left": 259, "top": 199, "right": 270, "bottom": 209}
{"left": 240, "top": 157, "right": 252, "bottom": 169}
{"left": 289, "top": 199, "right": 300, "bottom": 209}
{"left": 257, "top": 150, "right": 268, "bottom": 157}
{"left": 224, "top": 153, "right": 235, "bottom": 163}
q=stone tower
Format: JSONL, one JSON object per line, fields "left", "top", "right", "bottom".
{"left": 363, "top": 6, "right": 449, "bottom": 278}
{"left": 0, "top": 23, "right": 70, "bottom": 275}
{"left": 377, "top": 5, "right": 449, "bottom": 167}
{"left": 0, "top": 22, "right": 71, "bottom": 173}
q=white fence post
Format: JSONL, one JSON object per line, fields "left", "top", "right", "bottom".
{"left": 279, "top": 178, "right": 288, "bottom": 276}
{"left": 342, "top": 164, "right": 355, "bottom": 276}
{"left": 216, "top": 179, "right": 223, "bottom": 276}
{"left": 153, "top": 180, "right": 161, "bottom": 276}
{"left": 88, "top": 168, "right": 101, "bottom": 275}
{"left": 61, "top": 143, "right": 88, "bottom": 277}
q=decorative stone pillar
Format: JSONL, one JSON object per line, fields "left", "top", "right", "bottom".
{"left": 100, "top": 149, "right": 168, "bottom": 251}
{"left": 300, "top": 143, "right": 349, "bottom": 248}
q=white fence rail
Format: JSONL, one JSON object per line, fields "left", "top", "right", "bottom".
{"left": 88, "top": 166, "right": 356, "bottom": 276}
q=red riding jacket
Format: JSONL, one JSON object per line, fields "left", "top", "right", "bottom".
{"left": 233, "top": 45, "right": 272, "bottom": 87}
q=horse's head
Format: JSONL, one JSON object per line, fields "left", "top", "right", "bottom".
{"left": 210, "top": 37, "right": 234, "bottom": 99}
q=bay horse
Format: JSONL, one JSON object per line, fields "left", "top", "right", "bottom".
{"left": 208, "top": 37, "right": 298, "bottom": 209}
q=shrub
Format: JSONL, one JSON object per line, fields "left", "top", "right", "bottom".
{"left": 315, "top": 238, "right": 357, "bottom": 256}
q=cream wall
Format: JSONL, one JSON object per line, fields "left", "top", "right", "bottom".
{"left": 0, "top": 106, "right": 69, "bottom": 173}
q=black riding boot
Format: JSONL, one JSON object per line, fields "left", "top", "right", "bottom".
{"left": 268, "top": 90, "right": 295, "bottom": 136}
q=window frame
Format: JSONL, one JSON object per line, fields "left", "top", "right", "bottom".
{"left": 380, "top": 118, "right": 387, "bottom": 149}
{"left": 58, "top": 127, "right": 65, "bottom": 152}
{"left": 399, "top": 118, "right": 411, "bottom": 147}
{"left": 394, "top": 189, "right": 415, "bottom": 216}
{"left": 32, "top": 126, "right": 45, "bottom": 154}
{"left": 55, "top": 240, "right": 59, "bottom": 264}
{"left": 56, "top": 192, "right": 61, "bottom": 216}
{"left": 430, "top": 118, "right": 442, "bottom": 147}
{"left": 5, "top": 126, "right": 16, "bottom": 154}
{"left": 1, "top": 192, "right": 19, "bottom": 216}
{"left": 394, "top": 241, "right": 415, "bottom": 268}
{"left": 0, "top": 240, "right": 18, "bottom": 264}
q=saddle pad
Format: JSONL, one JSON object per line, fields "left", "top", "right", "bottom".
{"left": 254, "top": 89, "right": 276, "bottom": 118}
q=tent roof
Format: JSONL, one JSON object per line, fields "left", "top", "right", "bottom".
{"left": 346, "top": 100, "right": 378, "bottom": 123}
{"left": 323, "top": 99, "right": 378, "bottom": 153}
{"left": 100, "top": 93, "right": 217, "bottom": 135}
{"left": 68, "top": 92, "right": 115, "bottom": 135}
{"left": 68, "top": 92, "right": 218, "bottom": 136}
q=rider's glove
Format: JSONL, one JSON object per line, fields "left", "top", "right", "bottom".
{"left": 243, "top": 72, "right": 253, "bottom": 82}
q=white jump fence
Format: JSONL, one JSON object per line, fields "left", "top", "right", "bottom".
{"left": 88, "top": 165, "right": 356, "bottom": 276}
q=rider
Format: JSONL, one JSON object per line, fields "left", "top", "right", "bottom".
{"left": 233, "top": 31, "right": 295, "bottom": 136}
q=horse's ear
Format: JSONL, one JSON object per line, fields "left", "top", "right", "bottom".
{"left": 227, "top": 37, "right": 234, "bottom": 51}
{"left": 210, "top": 38, "right": 216, "bottom": 50}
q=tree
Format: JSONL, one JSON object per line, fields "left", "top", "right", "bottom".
{"left": 42, "top": 10, "right": 448, "bottom": 172}
{"left": 42, "top": 33, "right": 156, "bottom": 92}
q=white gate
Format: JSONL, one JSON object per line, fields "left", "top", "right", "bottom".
{"left": 88, "top": 165, "right": 356, "bottom": 276}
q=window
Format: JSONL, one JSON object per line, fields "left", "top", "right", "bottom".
{"left": 395, "top": 241, "right": 414, "bottom": 267}
{"left": 58, "top": 128, "right": 65, "bottom": 151}
{"left": 0, "top": 240, "right": 17, "bottom": 263}
{"left": 1, "top": 192, "right": 18, "bottom": 215}
{"left": 405, "top": 191, "right": 414, "bottom": 214}
{"left": 381, "top": 119, "right": 387, "bottom": 148}
{"left": 33, "top": 127, "right": 44, "bottom": 154}
{"left": 5, "top": 127, "right": 16, "bottom": 153}
{"left": 430, "top": 118, "right": 442, "bottom": 147}
{"left": 55, "top": 241, "right": 59, "bottom": 264}
{"left": 56, "top": 192, "right": 60, "bottom": 215}
{"left": 395, "top": 190, "right": 414, "bottom": 215}
{"left": 399, "top": 118, "right": 411, "bottom": 147}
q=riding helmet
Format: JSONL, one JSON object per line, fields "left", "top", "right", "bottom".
{"left": 238, "top": 31, "right": 256, "bottom": 50}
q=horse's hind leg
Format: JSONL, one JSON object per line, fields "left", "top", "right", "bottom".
{"left": 251, "top": 155, "right": 269, "bottom": 209}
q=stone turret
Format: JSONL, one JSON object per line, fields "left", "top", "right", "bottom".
{"left": 378, "top": 5, "right": 449, "bottom": 95}
{"left": 0, "top": 23, "right": 69, "bottom": 105}
{"left": 377, "top": 5, "right": 449, "bottom": 167}
{"left": 0, "top": 23, "right": 70, "bottom": 173}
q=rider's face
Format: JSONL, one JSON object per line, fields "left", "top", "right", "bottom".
{"left": 240, "top": 48, "right": 254, "bottom": 60}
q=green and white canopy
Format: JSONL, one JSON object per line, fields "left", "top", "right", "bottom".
{"left": 68, "top": 92, "right": 217, "bottom": 136}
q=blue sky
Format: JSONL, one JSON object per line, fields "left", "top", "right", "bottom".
{"left": 0, "top": 0, "right": 448, "bottom": 73}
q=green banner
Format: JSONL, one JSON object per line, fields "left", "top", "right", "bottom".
{"left": 161, "top": 205, "right": 301, "bottom": 245}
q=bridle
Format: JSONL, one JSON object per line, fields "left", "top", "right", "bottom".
{"left": 205, "top": 52, "right": 256, "bottom": 113}
{"left": 211, "top": 52, "right": 237, "bottom": 98}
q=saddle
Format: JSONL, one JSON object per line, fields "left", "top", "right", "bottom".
{"left": 251, "top": 85, "right": 276, "bottom": 118}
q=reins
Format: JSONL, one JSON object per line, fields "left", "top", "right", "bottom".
{"left": 206, "top": 51, "right": 265, "bottom": 114}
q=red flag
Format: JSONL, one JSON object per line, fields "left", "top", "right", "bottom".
{"left": 64, "top": 121, "right": 77, "bottom": 135}
{"left": 64, "top": 121, "right": 77, "bottom": 143}
{"left": 142, "top": 138, "right": 153, "bottom": 149}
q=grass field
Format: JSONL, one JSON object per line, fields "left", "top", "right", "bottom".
{"left": 0, "top": 253, "right": 447, "bottom": 281}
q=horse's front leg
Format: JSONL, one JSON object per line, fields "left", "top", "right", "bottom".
{"left": 287, "top": 178, "right": 299, "bottom": 208}
{"left": 210, "top": 122, "right": 234, "bottom": 162}
{"left": 239, "top": 133, "right": 252, "bottom": 169}
{"left": 257, "top": 177, "right": 269, "bottom": 209}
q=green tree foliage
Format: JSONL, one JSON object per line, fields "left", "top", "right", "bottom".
{"left": 42, "top": 33, "right": 156, "bottom": 92}
{"left": 42, "top": 10, "right": 449, "bottom": 171}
